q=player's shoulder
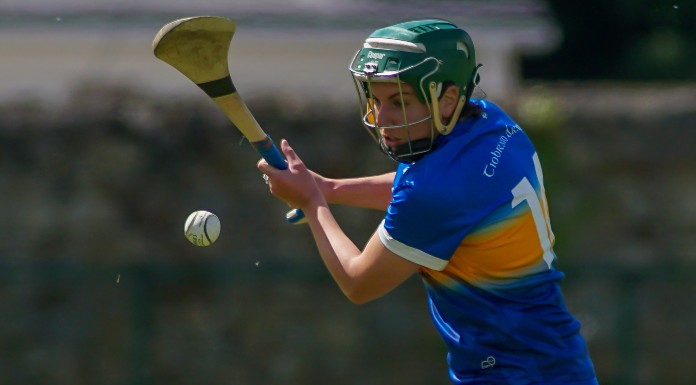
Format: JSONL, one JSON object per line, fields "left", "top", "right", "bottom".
{"left": 469, "top": 99, "right": 518, "bottom": 133}
{"left": 440, "top": 101, "right": 528, "bottom": 162}
{"left": 399, "top": 100, "right": 533, "bottom": 191}
{"left": 439, "top": 100, "right": 538, "bottom": 189}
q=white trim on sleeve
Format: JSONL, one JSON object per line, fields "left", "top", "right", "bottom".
{"left": 378, "top": 221, "right": 448, "bottom": 271}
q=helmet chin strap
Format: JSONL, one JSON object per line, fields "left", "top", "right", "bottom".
{"left": 428, "top": 81, "right": 466, "bottom": 135}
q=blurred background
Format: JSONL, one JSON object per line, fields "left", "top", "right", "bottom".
{"left": 0, "top": 0, "right": 694, "bottom": 384}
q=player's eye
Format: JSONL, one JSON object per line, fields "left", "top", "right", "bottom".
{"left": 391, "top": 98, "right": 408, "bottom": 109}
{"left": 370, "top": 98, "right": 381, "bottom": 109}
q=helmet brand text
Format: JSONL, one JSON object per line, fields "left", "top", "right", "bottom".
{"left": 367, "top": 51, "right": 386, "bottom": 60}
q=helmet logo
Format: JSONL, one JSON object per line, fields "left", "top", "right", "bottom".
{"left": 367, "top": 51, "right": 386, "bottom": 60}
{"left": 364, "top": 61, "right": 379, "bottom": 74}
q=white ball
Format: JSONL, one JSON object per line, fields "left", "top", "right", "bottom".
{"left": 184, "top": 210, "right": 221, "bottom": 247}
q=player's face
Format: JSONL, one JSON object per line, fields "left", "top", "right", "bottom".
{"left": 369, "top": 82, "right": 433, "bottom": 151}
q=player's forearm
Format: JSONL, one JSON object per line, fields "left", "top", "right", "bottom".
{"left": 319, "top": 172, "right": 395, "bottom": 211}
{"left": 302, "top": 198, "right": 418, "bottom": 305}
{"left": 304, "top": 202, "right": 365, "bottom": 301}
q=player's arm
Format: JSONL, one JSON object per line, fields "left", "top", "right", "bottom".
{"left": 258, "top": 140, "right": 419, "bottom": 304}
{"left": 313, "top": 171, "right": 395, "bottom": 211}
{"left": 306, "top": 204, "right": 420, "bottom": 304}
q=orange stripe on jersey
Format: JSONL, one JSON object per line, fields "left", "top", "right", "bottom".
{"left": 423, "top": 210, "right": 550, "bottom": 286}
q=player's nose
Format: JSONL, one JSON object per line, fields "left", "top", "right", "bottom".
{"left": 375, "top": 107, "right": 398, "bottom": 127}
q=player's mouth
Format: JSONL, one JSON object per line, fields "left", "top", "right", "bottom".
{"left": 381, "top": 134, "right": 403, "bottom": 148}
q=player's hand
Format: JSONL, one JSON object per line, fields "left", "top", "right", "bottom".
{"left": 308, "top": 170, "right": 334, "bottom": 203}
{"left": 257, "top": 139, "right": 326, "bottom": 210}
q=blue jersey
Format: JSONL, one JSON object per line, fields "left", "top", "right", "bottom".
{"left": 378, "top": 100, "right": 597, "bottom": 384}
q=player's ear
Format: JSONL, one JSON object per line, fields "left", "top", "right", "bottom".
{"left": 439, "top": 85, "right": 460, "bottom": 121}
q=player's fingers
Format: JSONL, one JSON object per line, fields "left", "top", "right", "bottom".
{"left": 256, "top": 158, "right": 267, "bottom": 173}
{"left": 280, "top": 139, "right": 300, "bottom": 166}
{"left": 256, "top": 158, "right": 278, "bottom": 176}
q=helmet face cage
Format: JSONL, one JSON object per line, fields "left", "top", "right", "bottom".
{"left": 350, "top": 57, "right": 442, "bottom": 162}
{"left": 348, "top": 19, "right": 478, "bottom": 163}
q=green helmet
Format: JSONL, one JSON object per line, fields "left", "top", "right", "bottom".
{"left": 349, "top": 19, "right": 481, "bottom": 162}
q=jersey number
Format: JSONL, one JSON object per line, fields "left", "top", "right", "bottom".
{"left": 510, "top": 153, "right": 555, "bottom": 268}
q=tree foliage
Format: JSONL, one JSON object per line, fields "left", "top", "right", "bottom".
{"left": 523, "top": 0, "right": 696, "bottom": 80}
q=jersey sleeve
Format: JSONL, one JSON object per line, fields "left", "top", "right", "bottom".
{"left": 379, "top": 163, "right": 486, "bottom": 271}
{"left": 378, "top": 220, "right": 447, "bottom": 270}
